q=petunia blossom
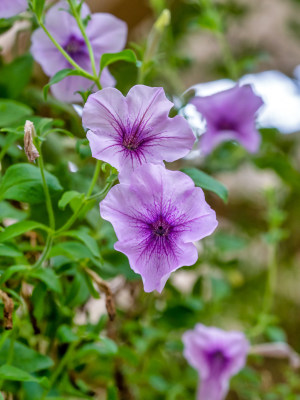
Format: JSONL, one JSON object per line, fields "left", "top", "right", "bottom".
{"left": 100, "top": 164, "right": 217, "bottom": 293}
{"left": 183, "top": 324, "right": 249, "bottom": 400}
{"left": 190, "top": 84, "right": 264, "bottom": 155}
{"left": 31, "top": 1, "right": 127, "bottom": 102}
{"left": 83, "top": 85, "right": 196, "bottom": 180}
{"left": 0, "top": 0, "right": 27, "bottom": 18}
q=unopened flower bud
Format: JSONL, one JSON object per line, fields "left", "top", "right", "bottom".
{"left": 154, "top": 9, "right": 171, "bottom": 33}
{"left": 144, "top": 9, "right": 171, "bottom": 64}
{"left": 24, "top": 120, "right": 39, "bottom": 162}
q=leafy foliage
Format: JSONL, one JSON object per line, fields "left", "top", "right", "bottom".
{"left": 0, "top": 1, "right": 299, "bottom": 399}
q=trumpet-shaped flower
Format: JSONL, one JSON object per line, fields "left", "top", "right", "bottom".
{"left": 190, "top": 84, "right": 264, "bottom": 154}
{"left": 0, "top": 0, "right": 27, "bottom": 18}
{"left": 183, "top": 324, "right": 249, "bottom": 400}
{"left": 100, "top": 164, "right": 217, "bottom": 293}
{"left": 31, "top": 1, "right": 127, "bottom": 102}
{"left": 83, "top": 85, "right": 195, "bottom": 179}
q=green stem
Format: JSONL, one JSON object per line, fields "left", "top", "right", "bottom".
{"left": 55, "top": 161, "right": 102, "bottom": 234}
{"left": 38, "top": 146, "right": 55, "bottom": 230}
{"left": 87, "top": 180, "right": 116, "bottom": 201}
{"left": 67, "top": 0, "right": 101, "bottom": 90}
{"left": 32, "top": 235, "right": 53, "bottom": 270}
{"left": 55, "top": 175, "right": 115, "bottom": 236}
{"left": 138, "top": 9, "right": 170, "bottom": 84}
{"left": 248, "top": 244, "right": 277, "bottom": 339}
{"left": 262, "top": 245, "right": 277, "bottom": 316}
{"left": 86, "top": 160, "right": 101, "bottom": 197}
{"left": 216, "top": 32, "right": 238, "bottom": 80}
{"left": 201, "top": 0, "right": 238, "bottom": 80}
{"left": 55, "top": 203, "right": 84, "bottom": 234}
{"left": 41, "top": 341, "right": 77, "bottom": 400}
{"left": 38, "top": 20, "right": 96, "bottom": 83}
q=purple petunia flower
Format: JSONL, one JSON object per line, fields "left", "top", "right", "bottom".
{"left": 83, "top": 85, "right": 196, "bottom": 180}
{"left": 31, "top": 1, "right": 127, "bottom": 102}
{"left": 190, "top": 84, "right": 264, "bottom": 155}
{"left": 0, "top": 0, "right": 27, "bottom": 18}
{"left": 100, "top": 164, "right": 217, "bottom": 293}
{"left": 183, "top": 324, "right": 249, "bottom": 400}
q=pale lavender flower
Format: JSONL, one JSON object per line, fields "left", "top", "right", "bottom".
{"left": 190, "top": 84, "right": 264, "bottom": 155}
{"left": 31, "top": 1, "right": 127, "bottom": 102}
{"left": 183, "top": 324, "right": 249, "bottom": 400}
{"left": 83, "top": 85, "right": 195, "bottom": 180}
{"left": 100, "top": 164, "right": 217, "bottom": 293}
{"left": 0, "top": 0, "right": 27, "bottom": 18}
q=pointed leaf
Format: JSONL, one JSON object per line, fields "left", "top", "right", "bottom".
{"left": 100, "top": 50, "right": 137, "bottom": 72}
{"left": 0, "top": 221, "right": 48, "bottom": 242}
{"left": 181, "top": 167, "right": 228, "bottom": 202}
{"left": 43, "top": 69, "right": 84, "bottom": 100}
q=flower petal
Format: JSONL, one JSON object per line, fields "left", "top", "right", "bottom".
{"left": 51, "top": 75, "right": 95, "bottom": 103}
{"left": 86, "top": 13, "right": 128, "bottom": 62}
{"left": 0, "top": 0, "right": 27, "bottom": 18}
{"left": 100, "top": 164, "right": 217, "bottom": 293}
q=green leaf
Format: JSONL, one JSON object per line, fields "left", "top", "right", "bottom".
{"left": 0, "top": 163, "right": 63, "bottom": 204}
{"left": 107, "top": 384, "right": 118, "bottom": 400}
{"left": 31, "top": 283, "right": 47, "bottom": 322}
{"left": 76, "top": 339, "right": 118, "bottom": 359}
{"left": 0, "top": 99, "right": 33, "bottom": 128}
{"left": 33, "top": 0, "right": 46, "bottom": 19}
{"left": 0, "top": 243, "right": 23, "bottom": 258}
{"left": 82, "top": 271, "right": 100, "bottom": 299}
{"left": 30, "top": 268, "right": 62, "bottom": 294}
{"left": 0, "top": 201, "right": 27, "bottom": 222}
{"left": 0, "top": 54, "right": 33, "bottom": 98}
{"left": 214, "top": 232, "right": 247, "bottom": 252}
{"left": 58, "top": 190, "right": 84, "bottom": 210}
{"left": 64, "top": 270, "right": 90, "bottom": 308}
{"left": 0, "top": 365, "right": 48, "bottom": 387}
{"left": 198, "top": 9, "right": 222, "bottom": 32}
{"left": 181, "top": 167, "right": 228, "bottom": 202}
{"left": 58, "top": 229, "right": 100, "bottom": 258}
{"left": 49, "top": 241, "right": 93, "bottom": 260}
{"left": 0, "top": 339, "right": 53, "bottom": 373}
{"left": 0, "top": 18, "right": 14, "bottom": 35}
{"left": 0, "top": 129, "right": 24, "bottom": 160}
{"left": 100, "top": 50, "right": 137, "bottom": 72}
{"left": 0, "top": 221, "right": 48, "bottom": 242}
{"left": 57, "top": 325, "right": 79, "bottom": 343}
{"left": 43, "top": 69, "right": 84, "bottom": 100}
{"left": 0, "top": 265, "right": 29, "bottom": 284}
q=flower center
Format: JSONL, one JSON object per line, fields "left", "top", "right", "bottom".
{"left": 207, "top": 350, "right": 228, "bottom": 376}
{"left": 122, "top": 135, "right": 140, "bottom": 151}
{"left": 216, "top": 119, "right": 236, "bottom": 132}
{"left": 64, "top": 35, "right": 86, "bottom": 58}
{"left": 152, "top": 218, "right": 170, "bottom": 237}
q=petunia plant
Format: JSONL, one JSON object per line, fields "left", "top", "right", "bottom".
{"left": 0, "top": 0, "right": 300, "bottom": 399}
